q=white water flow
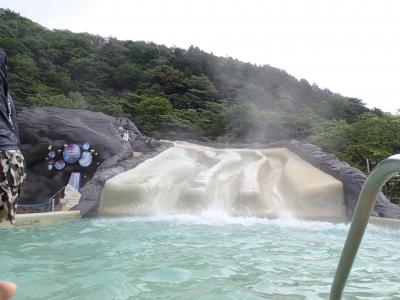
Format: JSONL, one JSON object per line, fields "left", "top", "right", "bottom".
{"left": 100, "top": 142, "right": 346, "bottom": 220}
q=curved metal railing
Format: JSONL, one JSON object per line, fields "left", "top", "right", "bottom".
{"left": 48, "top": 185, "right": 67, "bottom": 211}
{"left": 16, "top": 199, "right": 53, "bottom": 213}
{"left": 16, "top": 186, "right": 66, "bottom": 213}
{"left": 330, "top": 154, "right": 400, "bottom": 299}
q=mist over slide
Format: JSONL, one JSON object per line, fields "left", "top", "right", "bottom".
{"left": 100, "top": 142, "right": 346, "bottom": 220}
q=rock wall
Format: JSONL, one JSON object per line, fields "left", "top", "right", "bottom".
{"left": 17, "top": 107, "right": 400, "bottom": 219}
{"left": 17, "top": 107, "right": 171, "bottom": 216}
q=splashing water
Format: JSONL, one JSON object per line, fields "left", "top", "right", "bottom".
{"left": 100, "top": 142, "right": 345, "bottom": 220}
{"left": 2, "top": 215, "right": 400, "bottom": 299}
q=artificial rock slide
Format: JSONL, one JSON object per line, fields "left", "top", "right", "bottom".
{"left": 100, "top": 142, "right": 346, "bottom": 220}
{"left": 17, "top": 107, "right": 400, "bottom": 219}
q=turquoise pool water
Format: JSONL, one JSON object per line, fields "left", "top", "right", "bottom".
{"left": 1, "top": 213, "right": 400, "bottom": 299}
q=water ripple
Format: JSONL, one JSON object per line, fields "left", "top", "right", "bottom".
{"left": 1, "top": 217, "right": 400, "bottom": 299}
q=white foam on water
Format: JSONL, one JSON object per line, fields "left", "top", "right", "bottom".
{"left": 92, "top": 208, "right": 350, "bottom": 233}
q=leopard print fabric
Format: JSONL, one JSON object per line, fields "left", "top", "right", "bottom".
{"left": 0, "top": 150, "right": 26, "bottom": 224}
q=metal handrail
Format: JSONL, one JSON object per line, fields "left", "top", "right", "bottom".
{"left": 16, "top": 186, "right": 67, "bottom": 213}
{"left": 330, "top": 154, "right": 400, "bottom": 299}
{"left": 17, "top": 200, "right": 51, "bottom": 207}
{"left": 48, "top": 186, "right": 67, "bottom": 212}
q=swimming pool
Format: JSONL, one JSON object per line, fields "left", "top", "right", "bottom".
{"left": 1, "top": 213, "right": 399, "bottom": 299}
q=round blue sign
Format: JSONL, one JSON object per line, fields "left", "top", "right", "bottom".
{"left": 63, "top": 144, "right": 81, "bottom": 164}
{"left": 48, "top": 150, "right": 56, "bottom": 158}
{"left": 55, "top": 160, "right": 66, "bottom": 170}
{"left": 79, "top": 151, "right": 93, "bottom": 167}
{"left": 82, "top": 142, "right": 90, "bottom": 151}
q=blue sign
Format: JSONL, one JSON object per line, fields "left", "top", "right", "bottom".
{"left": 55, "top": 160, "right": 66, "bottom": 170}
{"left": 79, "top": 151, "right": 93, "bottom": 168}
{"left": 82, "top": 142, "right": 90, "bottom": 151}
{"left": 63, "top": 144, "right": 81, "bottom": 164}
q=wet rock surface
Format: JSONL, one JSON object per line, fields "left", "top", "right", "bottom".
{"left": 17, "top": 107, "right": 171, "bottom": 216}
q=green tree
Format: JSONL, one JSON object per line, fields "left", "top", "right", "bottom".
{"left": 310, "top": 113, "right": 400, "bottom": 170}
{"left": 25, "top": 92, "right": 87, "bottom": 109}
{"left": 112, "top": 63, "right": 142, "bottom": 90}
{"left": 134, "top": 96, "right": 174, "bottom": 133}
{"left": 3, "top": 7, "right": 397, "bottom": 160}
{"left": 183, "top": 74, "right": 217, "bottom": 102}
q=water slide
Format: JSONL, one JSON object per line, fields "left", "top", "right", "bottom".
{"left": 100, "top": 142, "right": 346, "bottom": 219}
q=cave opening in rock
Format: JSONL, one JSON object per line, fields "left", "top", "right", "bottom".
{"left": 17, "top": 142, "right": 103, "bottom": 212}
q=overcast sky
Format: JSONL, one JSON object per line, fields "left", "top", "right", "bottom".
{"left": 1, "top": 0, "right": 399, "bottom": 113}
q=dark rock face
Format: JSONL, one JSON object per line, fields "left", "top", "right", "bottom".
{"left": 17, "top": 107, "right": 399, "bottom": 219}
{"left": 190, "top": 139, "right": 400, "bottom": 219}
{"left": 17, "top": 107, "right": 171, "bottom": 216}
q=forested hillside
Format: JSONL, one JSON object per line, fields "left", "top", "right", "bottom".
{"left": 1, "top": 8, "right": 400, "bottom": 173}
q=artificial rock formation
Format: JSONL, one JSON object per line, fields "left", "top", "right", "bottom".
{"left": 190, "top": 140, "right": 400, "bottom": 219}
{"left": 276, "top": 140, "right": 400, "bottom": 219}
{"left": 17, "top": 107, "right": 400, "bottom": 219}
{"left": 17, "top": 107, "right": 171, "bottom": 216}
{"left": 100, "top": 142, "right": 346, "bottom": 220}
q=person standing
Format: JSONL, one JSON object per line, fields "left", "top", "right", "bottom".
{"left": 122, "top": 120, "right": 129, "bottom": 141}
{"left": 0, "top": 48, "right": 26, "bottom": 225}
{"left": 0, "top": 48, "right": 26, "bottom": 300}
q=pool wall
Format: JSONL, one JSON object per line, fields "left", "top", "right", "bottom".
{"left": 0, "top": 211, "right": 80, "bottom": 229}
